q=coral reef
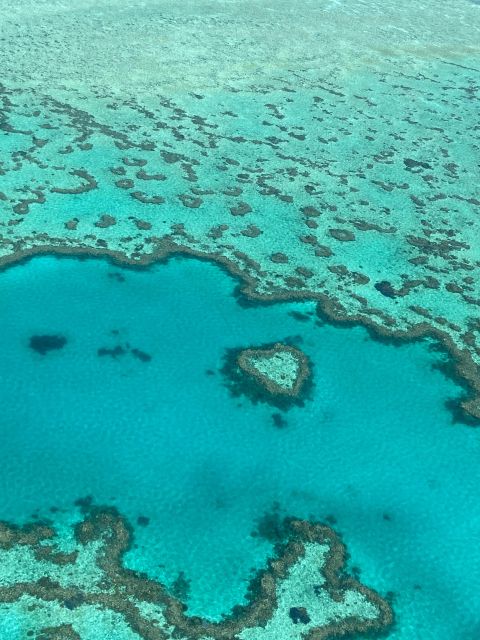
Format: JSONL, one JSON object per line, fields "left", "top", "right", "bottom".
{"left": 221, "top": 341, "right": 313, "bottom": 410}
{"left": 0, "top": 502, "right": 393, "bottom": 639}
{"left": 237, "top": 343, "right": 311, "bottom": 398}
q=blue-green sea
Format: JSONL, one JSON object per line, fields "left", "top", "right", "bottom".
{"left": 0, "top": 255, "right": 479, "bottom": 638}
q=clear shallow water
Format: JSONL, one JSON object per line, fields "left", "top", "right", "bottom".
{"left": 0, "top": 255, "right": 479, "bottom": 638}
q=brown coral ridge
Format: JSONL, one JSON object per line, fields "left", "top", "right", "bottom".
{"left": 221, "top": 341, "right": 313, "bottom": 411}
{"left": 315, "top": 293, "right": 480, "bottom": 427}
{"left": 0, "top": 502, "right": 393, "bottom": 640}
{"left": 0, "top": 238, "right": 478, "bottom": 424}
{"left": 237, "top": 343, "right": 311, "bottom": 398}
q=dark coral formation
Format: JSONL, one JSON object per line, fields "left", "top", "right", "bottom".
{"left": 37, "top": 625, "right": 81, "bottom": 640}
{"left": 29, "top": 334, "right": 67, "bottom": 355}
{"left": 290, "top": 606, "right": 311, "bottom": 624}
{"left": 97, "top": 341, "right": 152, "bottom": 362}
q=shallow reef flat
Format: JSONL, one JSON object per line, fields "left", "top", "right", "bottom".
{"left": 0, "top": 0, "right": 479, "bottom": 420}
{"left": 0, "top": 502, "right": 392, "bottom": 640}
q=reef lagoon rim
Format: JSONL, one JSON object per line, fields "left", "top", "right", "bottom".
{"left": 0, "top": 254, "right": 480, "bottom": 639}
{"left": 1, "top": 242, "right": 479, "bottom": 425}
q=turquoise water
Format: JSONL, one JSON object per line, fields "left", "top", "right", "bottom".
{"left": 1, "top": 1, "right": 480, "bottom": 637}
{"left": 0, "top": 255, "right": 479, "bottom": 638}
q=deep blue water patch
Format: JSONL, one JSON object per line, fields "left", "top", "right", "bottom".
{"left": 0, "top": 254, "right": 479, "bottom": 639}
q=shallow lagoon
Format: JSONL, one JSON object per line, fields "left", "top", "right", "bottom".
{"left": 0, "top": 255, "right": 479, "bottom": 638}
